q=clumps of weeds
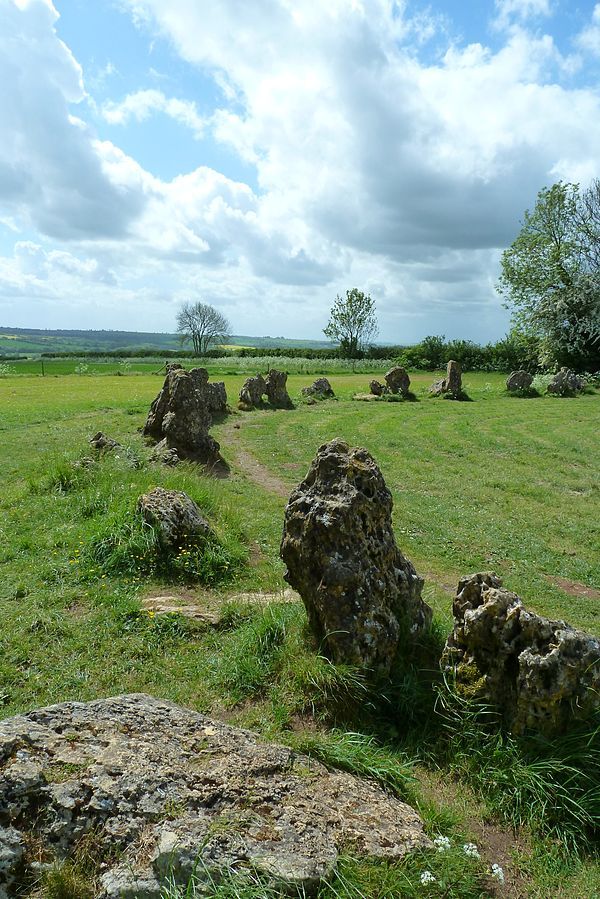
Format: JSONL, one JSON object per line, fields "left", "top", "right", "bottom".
{"left": 88, "top": 513, "right": 245, "bottom": 587}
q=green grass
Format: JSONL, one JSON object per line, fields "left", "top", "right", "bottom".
{"left": 1, "top": 368, "right": 599, "bottom": 897}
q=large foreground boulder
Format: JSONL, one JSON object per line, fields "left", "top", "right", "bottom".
{"left": 442, "top": 573, "right": 600, "bottom": 736}
{"left": 137, "top": 487, "right": 212, "bottom": 548}
{"left": 0, "top": 695, "right": 430, "bottom": 897}
{"left": 385, "top": 366, "right": 410, "bottom": 396}
{"left": 430, "top": 360, "right": 462, "bottom": 398}
{"left": 280, "top": 439, "right": 432, "bottom": 675}
{"left": 506, "top": 370, "right": 533, "bottom": 392}
{"left": 143, "top": 367, "right": 221, "bottom": 466}
{"left": 547, "top": 367, "right": 583, "bottom": 396}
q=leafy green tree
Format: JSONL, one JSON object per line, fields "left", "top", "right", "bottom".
{"left": 497, "top": 181, "right": 600, "bottom": 369}
{"left": 323, "top": 288, "right": 378, "bottom": 358}
{"left": 176, "top": 301, "right": 231, "bottom": 356}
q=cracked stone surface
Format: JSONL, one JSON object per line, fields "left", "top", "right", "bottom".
{"left": 0, "top": 695, "right": 429, "bottom": 897}
{"left": 137, "top": 487, "right": 212, "bottom": 549}
{"left": 442, "top": 572, "right": 600, "bottom": 735}
{"left": 280, "top": 438, "right": 432, "bottom": 674}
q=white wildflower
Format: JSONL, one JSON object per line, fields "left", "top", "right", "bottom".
{"left": 433, "top": 835, "right": 451, "bottom": 852}
{"left": 490, "top": 863, "right": 505, "bottom": 884}
{"left": 420, "top": 870, "right": 436, "bottom": 885}
{"left": 463, "top": 842, "right": 480, "bottom": 859}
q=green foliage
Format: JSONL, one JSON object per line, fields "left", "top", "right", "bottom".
{"left": 324, "top": 288, "right": 379, "bottom": 358}
{"left": 498, "top": 181, "right": 600, "bottom": 369}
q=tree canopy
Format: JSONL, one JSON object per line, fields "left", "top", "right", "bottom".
{"left": 323, "top": 288, "right": 378, "bottom": 358}
{"left": 497, "top": 181, "right": 600, "bottom": 369}
{"left": 176, "top": 301, "right": 231, "bottom": 356}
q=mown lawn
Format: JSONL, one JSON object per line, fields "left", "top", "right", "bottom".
{"left": 1, "top": 368, "right": 599, "bottom": 897}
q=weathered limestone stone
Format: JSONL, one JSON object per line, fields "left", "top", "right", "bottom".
{"left": 547, "top": 367, "right": 583, "bottom": 396}
{"left": 239, "top": 373, "right": 267, "bottom": 407}
{"left": 302, "top": 377, "right": 335, "bottom": 399}
{"left": 89, "top": 432, "right": 121, "bottom": 452}
{"left": 137, "top": 487, "right": 212, "bottom": 548}
{"left": 189, "top": 367, "right": 228, "bottom": 415}
{"left": 442, "top": 572, "right": 600, "bottom": 736}
{"left": 369, "top": 379, "right": 384, "bottom": 396}
{"left": 506, "top": 371, "right": 534, "bottom": 392}
{"left": 0, "top": 695, "right": 430, "bottom": 897}
{"left": 385, "top": 366, "right": 410, "bottom": 396}
{"left": 430, "top": 360, "right": 462, "bottom": 398}
{"left": 280, "top": 439, "right": 432, "bottom": 674}
{"left": 265, "top": 369, "right": 293, "bottom": 408}
{"left": 143, "top": 367, "right": 221, "bottom": 465}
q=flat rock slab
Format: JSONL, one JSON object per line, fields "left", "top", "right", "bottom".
{"left": 0, "top": 695, "right": 429, "bottom": 897}
{"left": 141, "top": 588, "right": 300, "bottom": 622}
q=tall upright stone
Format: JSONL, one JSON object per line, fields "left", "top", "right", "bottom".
{"left": 430, "top": 360, "right": 462, "bottom": 398}
{"left": 265, "top": 369, "right": 293, "bottom": 408}
{"left": 143, "top": 367, "right": 221, "bottom": 465}
{"left": 239, "top": 374, "right": 267, "bottom": 407}
{"left": 280, "top": 439, "right": 432, "bottom": 675}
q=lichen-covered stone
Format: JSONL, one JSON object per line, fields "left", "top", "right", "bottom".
{"left": 385, "top": 366, "right": 410, "bottom": 395}
{"left": 369, "top": 379, "right": 384, "bottom": 396}
{"left": 0, "top": 695, "right": 429, "bottom": 897}
{"left": 143, "top": 367, "right": 221, "bottom": 465}
{"left": 265, "top": 369, "right": 293, "bottom": 408}
{"left": 547, "top": 367, "right": 583, "bottom": 396}
{"left": 430, "top": 360, "right": 462, "bottom": 398}
{"left": 280, "top": 438, "right": 432, "bottom": 674}
{"left": 442, "top": 572, "right": 600, "bottom": 735}
{"left": 137, "top": 487, "right": 212, "bottom": 548}
{"left": 302, "top": 378, "right": 335, "bottom": 399}
{"left": 506, "top": 371, "right": 533, "bottom": 392}
{"left": 239, "top": 373, "right": 267, "bottom": 407}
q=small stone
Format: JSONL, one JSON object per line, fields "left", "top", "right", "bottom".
{"left": 137, "top": 487, "right": 212, "bottom": 549}
{"left": 265, "top": 369, "right": 293, "bottom": 408}
{"left": 369, "top": 380, "right": 384, "bottom": 396}
{"left": 90, "top": 432, "right": 121, "bottom": 452}
{"left": 302, "top": 378, "right": 335, "bottom": 399}
{"left": 280, "top": 438, "right": 432, "bottom": 674}
{"left": 547, "top": 367, "right": 583, "bottom": 396}
{"left": 384, "top": 366, "right": 410, "bottom": 396}
{"left": 506, "top": 371, "right": 533, "bottom": 392}
{"left": 239, "top": 374, "right": 267, "bottom": 407}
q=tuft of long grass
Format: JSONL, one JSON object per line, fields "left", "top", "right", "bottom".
{"left": 434, "top": 681, "right": 600, "bottom": 851}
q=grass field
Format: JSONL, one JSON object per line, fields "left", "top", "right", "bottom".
{"left": 1, "top": 368, "right": 599, "bottom": 897}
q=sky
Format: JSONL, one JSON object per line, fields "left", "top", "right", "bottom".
{"left": 0, "top": 0, "right": 599, "bottom": 343}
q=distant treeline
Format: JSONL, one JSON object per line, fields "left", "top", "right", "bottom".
{"left": 33, "top": 335, "right": 555, "bottom": 371}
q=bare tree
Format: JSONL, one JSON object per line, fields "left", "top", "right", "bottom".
{"left": 176, "top": 301, "right": 231, "bottom": 356}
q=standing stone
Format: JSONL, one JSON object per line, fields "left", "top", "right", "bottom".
{"left": 442, "top": 572, "right": 600, "bottom": 736}
{"left": 280, "top": 439, "right": 432, "bottom": 674}
{"left": 265, "top": 369, "right": 293, "bottom": 408}
{"left": 430, "top": 360, "right": 462, "bottom": 398}
{"left": 547, "top": 367, "right": 583, "bottom": 396}
{"left": 385, "top": 366, "right": 411, "bottom": 396}
{"left": 506, "top": 371, "right": 534, "bottom": 392}
{"left": 189, "top": 367, "right": 228, "bottom": 415}
{"left": 143, "top": 367, "right": 221, "bottom": 465}
{"left": 302, "top": 377, "right": 335, "bottom": 399}
{"left": 239, "top": 374, "right": 267, "bottom": 407}
{"left": 369, "top": 379, "right": 384, "bottom": 396}
{"left": 137, "top": 487, "right": 212, "bottom": 549}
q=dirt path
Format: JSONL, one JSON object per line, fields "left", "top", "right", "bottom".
{"left": 220, "top": 413, "right": 291, "bottom": 498}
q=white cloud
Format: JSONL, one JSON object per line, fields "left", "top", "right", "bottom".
{"left": 102, "top": 89, "right": 206, "bottom": 138}
{"left": 576, "top": 3, "right": 600, "bottom": 57}
{"left": 1, "top": 0, "right": 599, "bottom": 340}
